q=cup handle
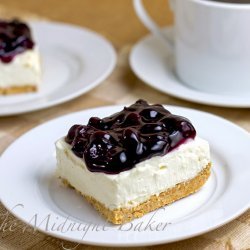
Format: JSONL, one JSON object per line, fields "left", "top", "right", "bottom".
{"left": 133, "top": 0, "right": 174, "bottom": 50}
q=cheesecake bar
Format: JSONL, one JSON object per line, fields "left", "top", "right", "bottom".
{"left": 0, "top": 19, "right": 41, "bottom": 95}
{"left": 56, "top": 100, "right": 211, "bottom": 224}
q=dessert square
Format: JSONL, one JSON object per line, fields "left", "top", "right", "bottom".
{"left": 0, "top": 19, "right": 41, "bottom": 95}
{"left": 56, "top": 100, "right": 211, "bottom": 224}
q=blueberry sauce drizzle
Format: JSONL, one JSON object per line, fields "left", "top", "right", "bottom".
{"left": 0, "top": 19, "right": 34, "bottom": 63}
{"left": 65, "top": 100, "right": 196, "bottom": 174}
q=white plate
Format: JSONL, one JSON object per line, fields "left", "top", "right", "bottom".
{"left": 0, "top": 105, "right": 249, "bottom": 247}
{"left": 130, "top": 28, "right": 250, "bottom": 108}
{"left": 0, "top": 21, "right": 116, "bottom": 116}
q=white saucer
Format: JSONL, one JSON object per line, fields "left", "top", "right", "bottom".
{"left": 0, "top": 21, "right": 116, "bottom": 116}
{"left": 130, "top": 28, "right": 250, "bottom": 108}
{"left": 0, "top": 105, "right": 249, "bottom": 247}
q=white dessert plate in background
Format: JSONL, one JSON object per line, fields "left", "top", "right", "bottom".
{"left": 0, "top": 21, "right": 116, "bottom": 116}
{"left": 0, "top": 105, "right": 249, "bottom": 247}
{"left": 130, "top": 28, "right": 250, "bottom": 108}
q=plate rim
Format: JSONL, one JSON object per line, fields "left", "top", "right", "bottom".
{"left": 0, "top": 20, "right": 117, "bottom": 117}
{"left": 130, "top": 27, "right": 250, "bottom": 108}
{"left": 0, "top": 104, "right": 250, "bottom": 247}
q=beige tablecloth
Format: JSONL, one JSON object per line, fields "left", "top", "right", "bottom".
{"left": 0, "top": 2, "right": 249, "bottom": 249}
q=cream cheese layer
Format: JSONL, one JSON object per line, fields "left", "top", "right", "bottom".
{"left": 56, "top": 137, "right": 210, "bottom": 210}
{"left": 0, "top": 47, "right": 41, "bottom": 87}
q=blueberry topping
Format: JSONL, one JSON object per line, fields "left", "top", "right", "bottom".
{"left": 65, "top": 99, "right": 196, "bottom": 174}
{"left": 0, "top": 19, "right": 34, "bottom": 63}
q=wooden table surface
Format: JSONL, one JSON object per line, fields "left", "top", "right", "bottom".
{"left": 0, "top": 1, "right": 249, "bottom": 249}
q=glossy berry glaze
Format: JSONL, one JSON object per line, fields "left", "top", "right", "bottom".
{"left": 65, "top": 100, "right": 196, "bottom": 174}
{"left": 0, "top": 19, "right": 34, "bottom": 63}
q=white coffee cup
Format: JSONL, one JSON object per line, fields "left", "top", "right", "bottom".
{"left": 133, "top": 0, "right": 250, "bottom": 96}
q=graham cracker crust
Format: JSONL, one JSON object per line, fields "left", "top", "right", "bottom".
{"left": 0, "top": 85, "right": 37, "bottom": 95}
{"left": 62, "top": 163, "right": 211, "bottom": 225}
